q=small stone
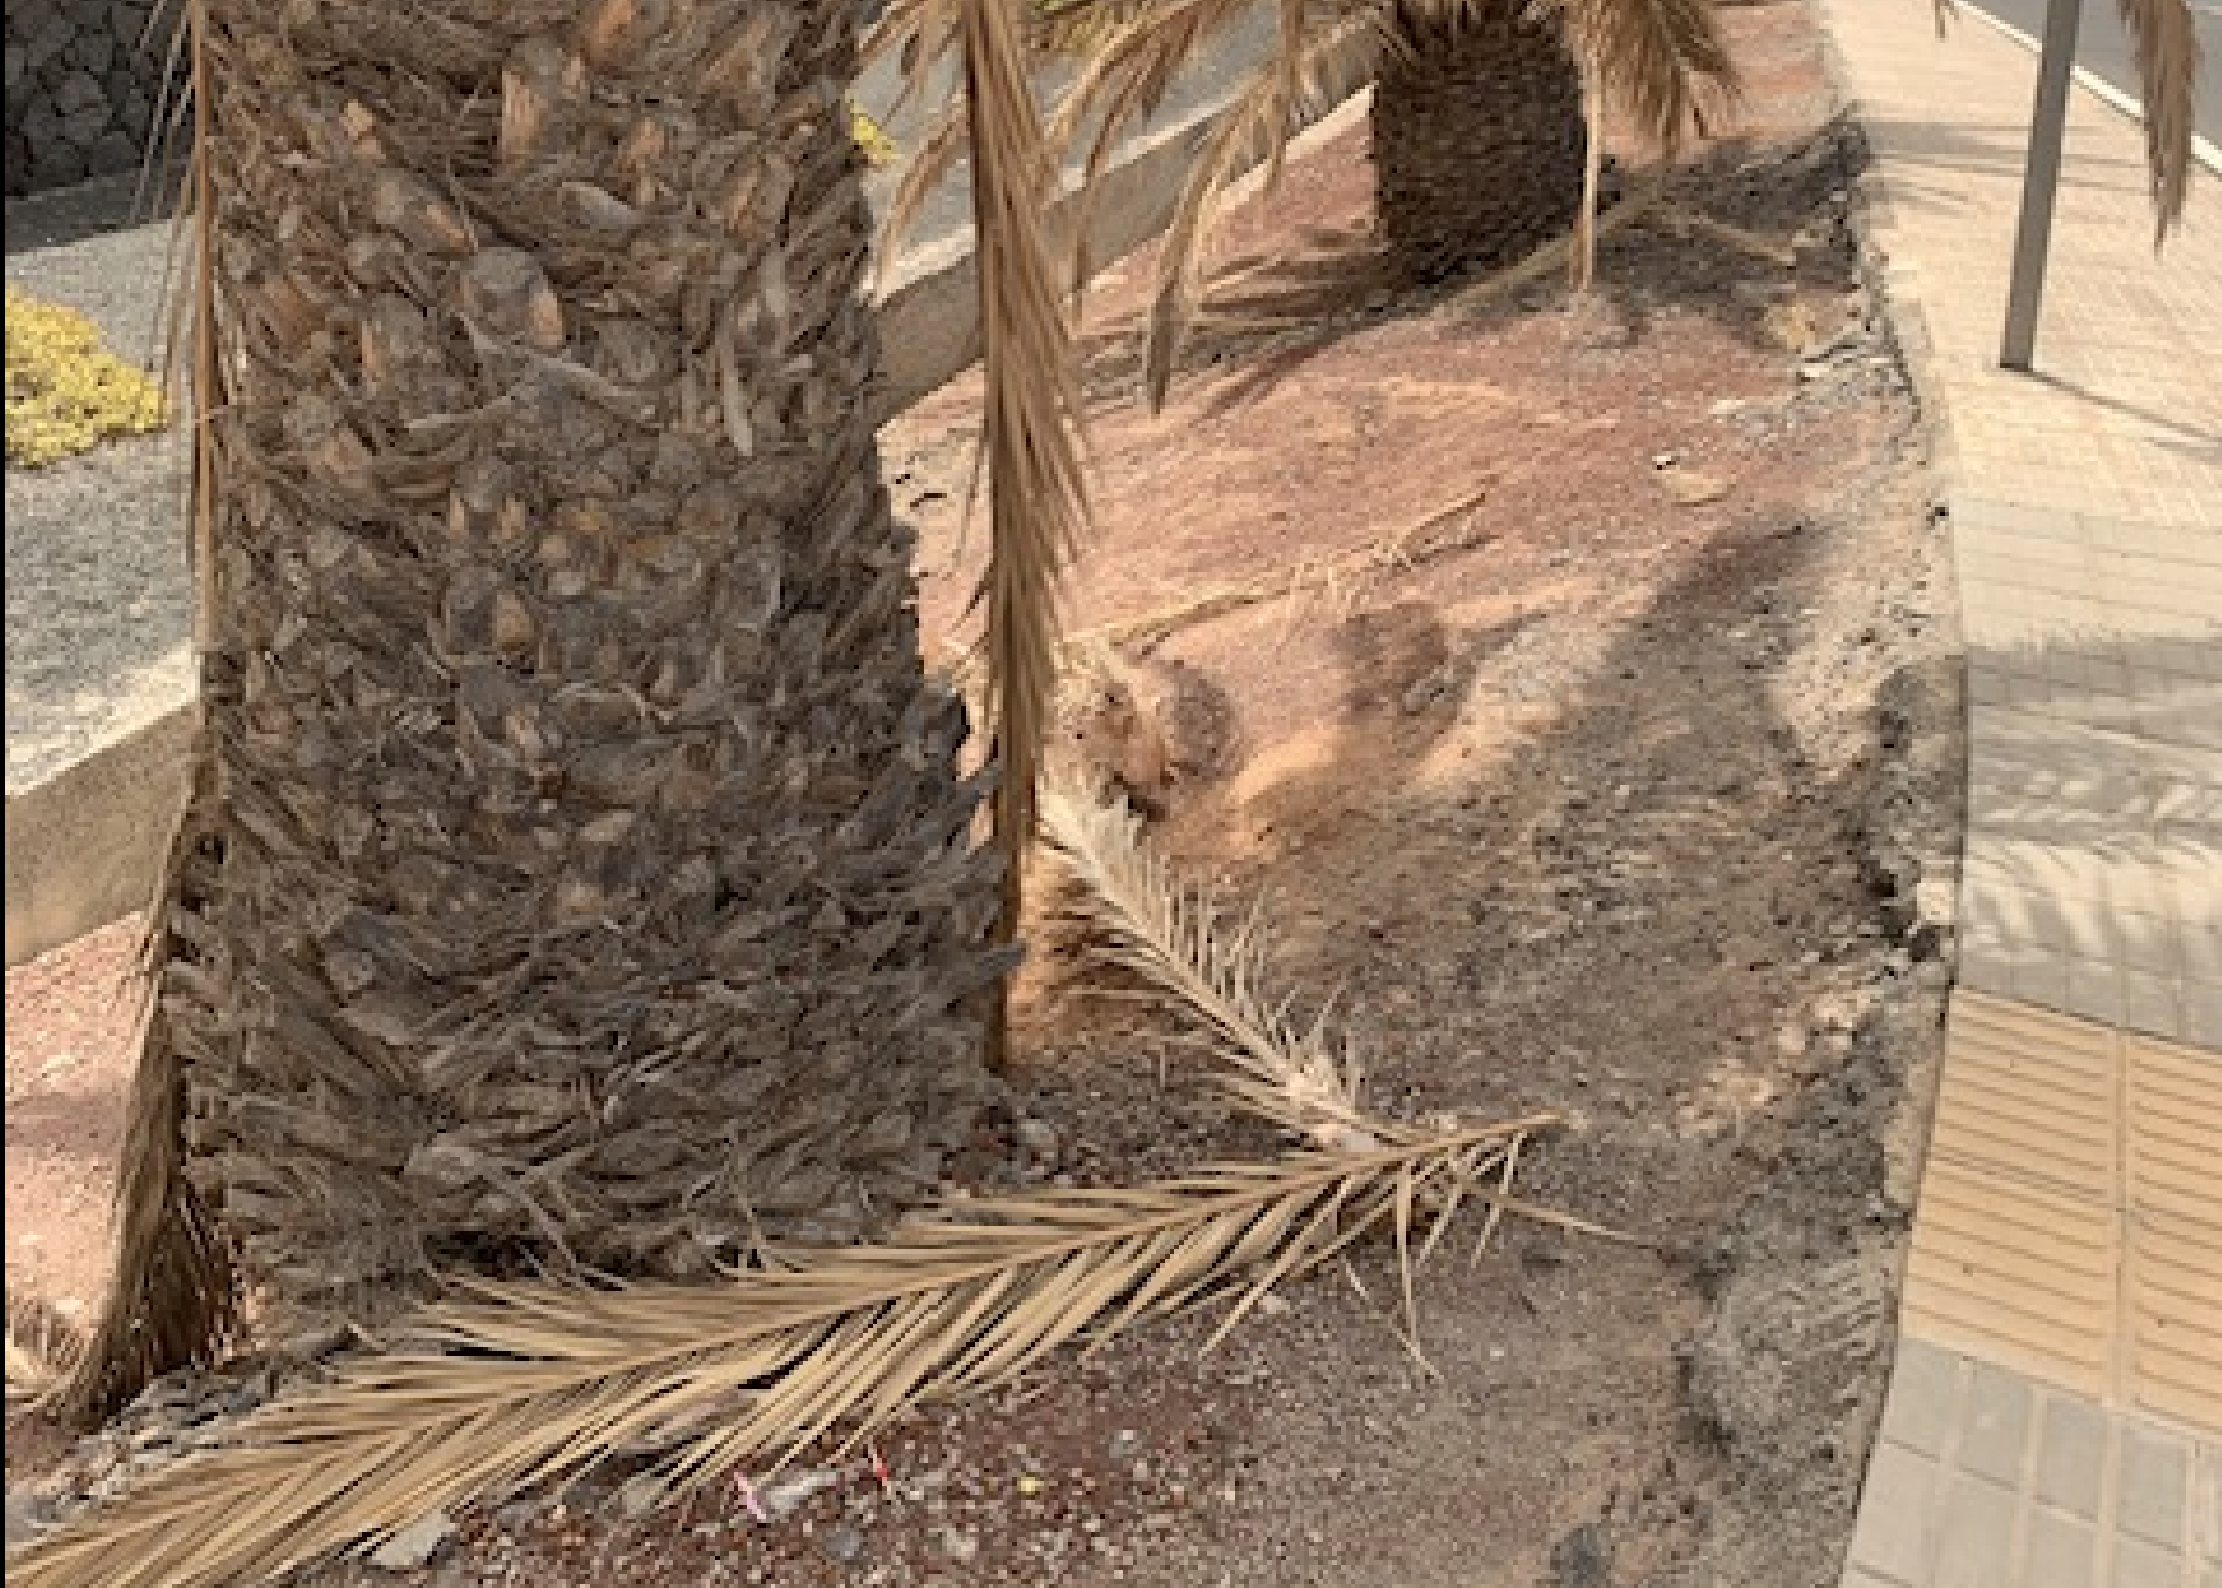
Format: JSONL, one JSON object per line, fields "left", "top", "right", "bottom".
{"left": 1708, "top": 398, "right": 1748, "bottom": 418}
{"left": 1014, "top": 1117, "right": 1060, "bottom": 1162}
{"left": 936, "top": 1526, "right": 980, "bottom": 1563}
{"left": 1107, "top": 1429, "right": 1143, "bottom": 1463}
{"left": 1549, "top": 1521, "right": 1614, "bottom": 1588}
{"left": 614, "top": 1473, "right": 668, "bottom": 1520}
{"left": 758, "top": 1467, "right": 842, "bottom": 1520}
{"left": 1657, "top": 468, "right": 1729, "bottom": 507}
{"left": 368, "top": 1512, "right": 456, "bottom": 1572}
{"left": 820, "top": 1523, "right": 865, "bottom": 1564}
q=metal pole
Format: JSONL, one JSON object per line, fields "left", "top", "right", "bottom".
{"left": 2000, "top": 0, "right": 2085, "bottom": 370}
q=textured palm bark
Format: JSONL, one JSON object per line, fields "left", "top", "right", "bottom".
{"left": 1371, "top": 0, "right": 1588, "bottom": 282}
{"left": 164, "top": 0, "right": 1009, "bottom": 1316}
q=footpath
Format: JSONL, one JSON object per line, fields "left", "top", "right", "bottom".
{"left": 1815, "top": 1, "right": 2222, "bottom": 1583}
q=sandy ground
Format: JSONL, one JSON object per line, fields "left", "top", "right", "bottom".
{"left": 5, "top": 4, "right": 1962, "bottom": 1585}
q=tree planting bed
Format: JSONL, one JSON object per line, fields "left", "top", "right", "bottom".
{"left": 4, "top": 5, "right": 1963, "bottom": 1585}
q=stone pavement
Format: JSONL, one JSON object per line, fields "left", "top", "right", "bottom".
{"left": 1813, "top": 1, "right": 2222, "bottom": 1584}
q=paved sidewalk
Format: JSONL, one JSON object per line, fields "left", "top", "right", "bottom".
{"left": 1814, "top": 1, "right": 2222, "bottom": 1585}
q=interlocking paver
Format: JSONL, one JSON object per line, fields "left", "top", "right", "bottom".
{"left": 1852, "top": 1440, "right": 1944, "bottom": 1584}
{"left": 1888, "top": 1337, "right": 1973, "bottom": 1459}
{"left": 1814, "top": 0, "right": 2220, "bottom": 1582}
{"left": 1935, "top": 1472, "right": 2020, "bottom": 1586}
{"left": 2036, "top": 1394, "right": 2111, "bottom": 1521}
{"left": 2118, "top": 1427, "right": 2190, "bottom": 1549}
{"left": 2026, "top": 1505, "right": 2100, "bottom": 1588}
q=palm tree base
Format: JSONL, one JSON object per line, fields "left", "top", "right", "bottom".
{"left": 1371, "top": 2, "right": 1588, "bottom": 283}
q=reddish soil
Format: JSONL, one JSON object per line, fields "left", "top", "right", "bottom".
{"left": 4, "top": 915, "right": 141, "bottom": 1333}
{"left": 6, "top": 5, "right": 1959, "bottom": 1586}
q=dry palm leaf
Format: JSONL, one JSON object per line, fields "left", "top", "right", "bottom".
{"left": 1042, "top": 0, "right": 1735, "bottom": 407}
{"left": 1919, "top": 0, "right": 2198, "bottom": 241}
{"left": 13, "top": 1122, "right": 1588, "bottom": 1588}
{"left": 1040, "top": 782, "right": 1385, "bottom": 1151}
{"left": 5, "top": 1299, "right": 85, "bottom": 1417}
{"left": 2113, "top": 0, "right": 2201, "bottom": 240}
{"left": 961, "top": 0, "right": 1095, "bottom": 1066}
{"left": 51, "top": 0, "right": 242, "bottom": 1432}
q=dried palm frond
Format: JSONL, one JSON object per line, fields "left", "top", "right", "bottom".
{"left": 53, "top": 0, "right": 240, "bottom": 1432}
{"left": 5, "top": 1299, "right": 85, "bottom": 1416}
{"left": 54, "top": 764, "right": 243, "bottom": 1429}
{"left": 961, "top": 0, "right": 1095, "bottom": 1065}
{"left": 13, "top": 1123, "right": 1582, "bottom": 1588}
{"left": 1133, "top": 6, "right": 1381, "bottom": 405}
{"left": 1048, "top": 0, "right": 1278, "bottom": 206}
{"left": 1035, "top": 0, "right": 1733, "bottom": 409}
{"left": 2114, "top": 0, "right": 2201, "bottom": 241}
{"left": 1040, "top": 781, "right": 1385, "bottom": 1150}
{"left": 864, "top": 0, "right": 972, "bottom": 268}
{"left": 1545, "top": 0, "right": 1734, "bottom": 160}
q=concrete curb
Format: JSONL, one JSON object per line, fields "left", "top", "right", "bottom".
{"left": 5, "top": 704, "right": 194, "bottom": 966}
{"left": 4, "top": 83, "right": 1360, "bottom": 969}
{"left": 1959, "top": 2, "right": 2222, "bottom": 178}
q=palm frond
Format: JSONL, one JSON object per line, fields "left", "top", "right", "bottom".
{"left": 1543, "top": 0, "right": 1737, "bottom": 158}
{"left": 2115, "top": 0, "right": 2201, "bottom": 241}
{"left": 1137, "top": 8, "right": 1380, "bottom": 406}
{"left": 863, "top": 0, "right": 972, "bottom": 276}
{"left": 962, "top": 0, "right": 1095, "bottom": 1066}
{"left": 1045, "top": 0, "right": 1289, "bottom": 292}
{"left": 5, "top": 1299, "right": 85, "bottom": 1416}
{"left": 1039, "top": 782, "right": 1385, "bottom": 1150}
{"left": 876, "top": 97, "right": 975, "bottom": 277}
{"left": 55, "top": 0, "right": 241, "bottom": 1432}
{"left": 1572, "top": 46, "right": 1607, "bottom": 290}
{"left": 13, "top": 1124, "right": 1579, "bottom": 1588}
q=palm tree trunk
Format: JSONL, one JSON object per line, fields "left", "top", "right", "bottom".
{"left": 1371, "top": 0, "right": 1588, "bottom": 282}
{"left": 72, "top": 0, "right": 1011, "bottom": 1415}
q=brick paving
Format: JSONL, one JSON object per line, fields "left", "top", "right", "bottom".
{"left": 1813, "top": 0, "right": 2221, "bottom": 1583}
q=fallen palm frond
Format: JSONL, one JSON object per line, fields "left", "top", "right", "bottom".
{"left": 1040, "top": 781, "right": 1384, "bottom": 1150}
{"left": 942, "top": 486, "right": 1493, "bottom": 703}
{"left": 5, "top": 1299, "right": 85, "bottom": 1417}
{"left": 1445, "top": 182, "right": 1667, "bottom": 312}
{"left": 1652, "top": 202, "right": 1797, "bottom": 268}
{"left": 962, "top": 0, "right": 1096, "bottom": 1068}
{"left": 13, "top": 1121, "right": 1590, "bottom": 1588}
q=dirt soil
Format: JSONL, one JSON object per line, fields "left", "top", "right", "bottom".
{"left": 4, "top": 3, "right": 1964, "bottom": 1584}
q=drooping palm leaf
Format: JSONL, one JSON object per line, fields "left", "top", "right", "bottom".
{"left": 54, "top": 0, "right": 242, "bottom": 1430}
{"left": 1133, "top": 6, "right": 1381, "bottom": 404}
{"left": 1545, "top": 0, "right": 1735, "bottom": 157}
{"left": 961, "top": 0, "right": 1096, "bottom": 1066}
{"left": 2114, "top": 0, "right": 2202, "bottom": 241}
{"left": 1037, "top": 0, "right": 1734, "bottom": 408}
{"left": 13, "top": 1122, "right": 1580, "bottom": 1588}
